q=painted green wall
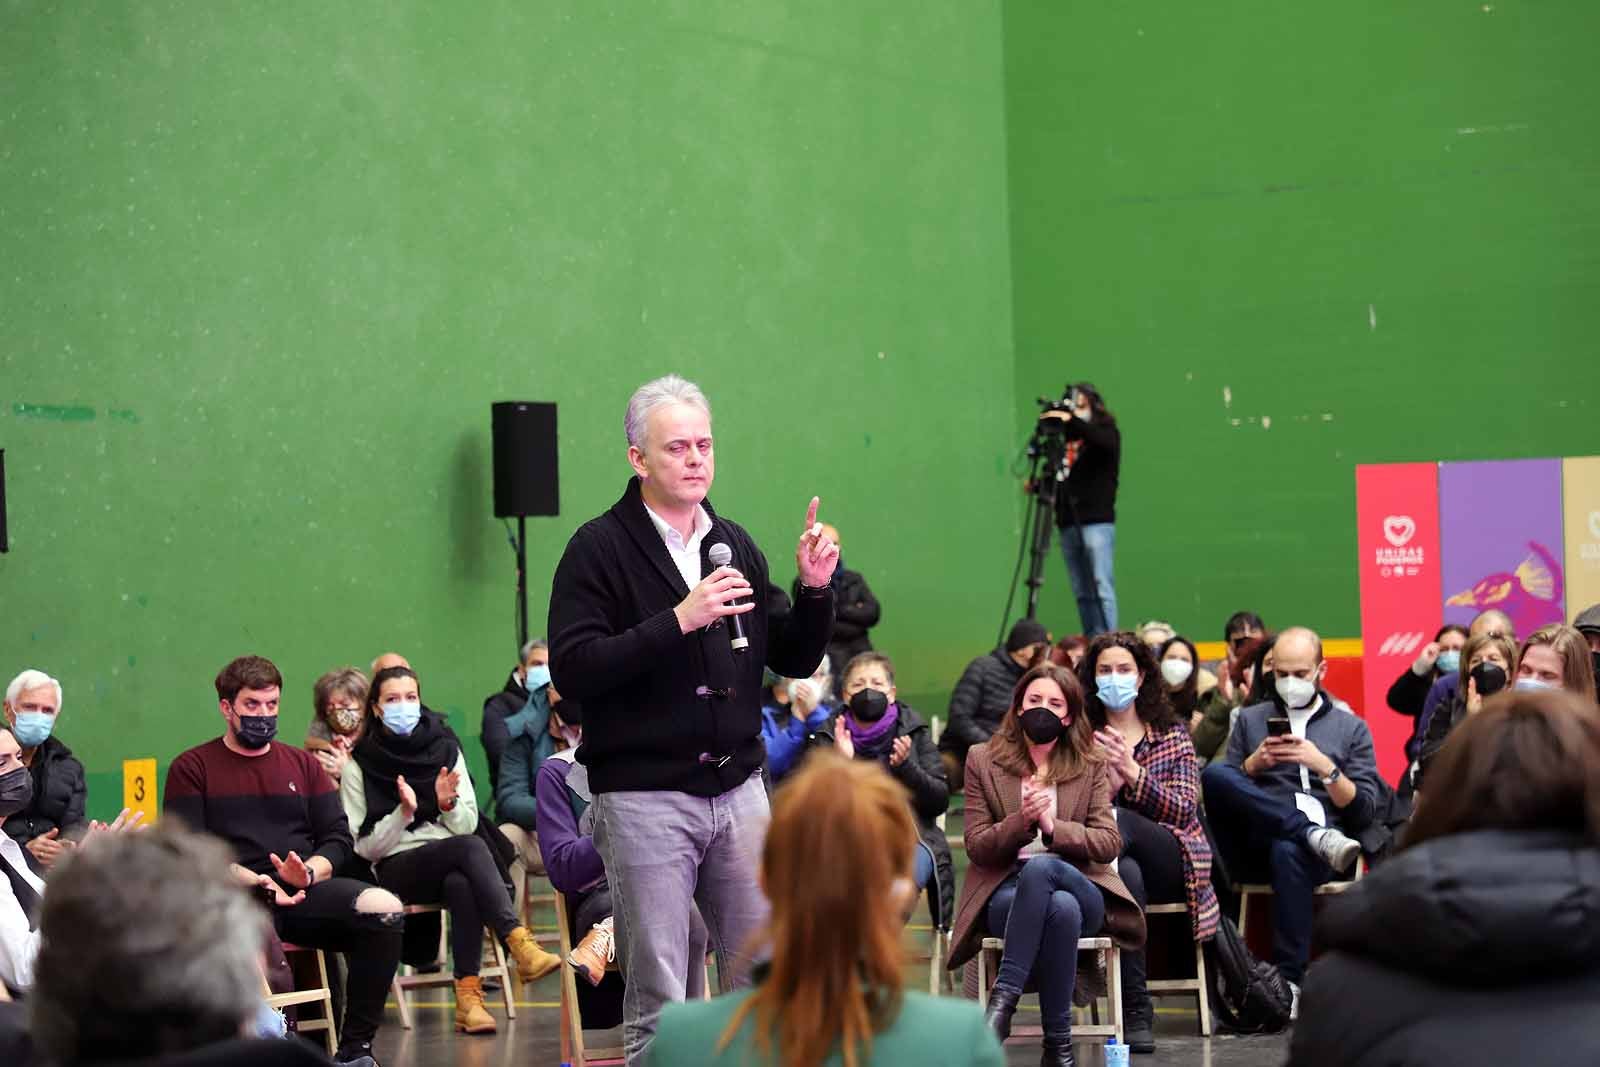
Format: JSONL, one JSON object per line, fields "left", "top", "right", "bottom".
{"left": 1004, "top": 1, "right": 1600, "bottom": 642}
{"left": 2, "top": 3, "right": 1016, "bottom": 817}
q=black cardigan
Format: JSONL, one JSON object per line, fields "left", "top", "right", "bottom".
{"left": 548, "top": 477, "right": 834, "bottom": 796}
{"left": 1054, "top": 417, "right": 1121, "bottom": 527}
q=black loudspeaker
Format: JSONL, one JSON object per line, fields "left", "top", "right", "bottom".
{"left": 492, "top": 402, "right": 559, "bottom": 518}
{"left": 0, "top": 449, "right": 7, "bottom": 552}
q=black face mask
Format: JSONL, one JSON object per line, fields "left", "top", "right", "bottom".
{"left": 232, "top": 710, "right": 278, "bottom": 749}
{"left": 1020, "top": 706, "right": 1066, "bottom": 744}
{"left": 1470, "top": 662, "right": 1508, "bottom": 698}
{"left": 848, "top": 688, "right": 889, "bottom": 722}
{"left": 0, "top": 766, "right": 34, "bottom": 818}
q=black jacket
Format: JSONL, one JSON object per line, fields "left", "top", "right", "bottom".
{"left": 1414, "top": 685, "right": 1470, "bottom": 791}
{"left": 1385, "top": 664, "right": 1443, "bottom": 764}
{"left": 1054, "top": 417, "right": 1121, "bottom": 527}
{"left": 809, "top": 702, "right": 955, "bottom": 925}
{"left": 3, "top": 736, "right": 87, "bottom": 846}
{"left": 549, "top": 477, "right": 834, "bottom": 796}
{"left": 792, "top": 566, "right": 879, "bottom": 674}
{"left": 940, "top": 648, "right": 1024, "bottom": 757}
{"left": 481, "top": 669, "right": 531, "bottom": 800}
{"left": 1289, "top": 829, "right": 1600, "bottom": 1067}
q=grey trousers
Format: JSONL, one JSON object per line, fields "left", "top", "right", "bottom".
{"left": 592, "top": 772, "right": 770, "bottom": 1065}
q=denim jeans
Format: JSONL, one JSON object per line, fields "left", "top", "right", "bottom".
{"left": 1059, "top": 522, "right": 1117, "bottom": 635}
{"left": 986, "top": 855, "right": 1107, "bottom": 1030}
{"left": 1200, "top": 763, "right": 1335, "bottom": 983}
{"left": 592, "top": 773, "right": 770, "bottom": 1065}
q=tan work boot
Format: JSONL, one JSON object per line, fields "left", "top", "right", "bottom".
{"left": 506, "top": 925, "right": 562, "bottom": 983}
{"left": 454, "top": 976, "right": 496, "bottom": 1034}
{"left": 567, "top": 915, "right": 615, "bottom": 987}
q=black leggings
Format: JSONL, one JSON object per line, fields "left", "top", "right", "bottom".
{"left": 1116, "top": 807, "right": 1186, "bottom": 909}
{"left": 271, "top": 876, "right": 403, "bottom": 1050}
{"left": 377, "top": 835, "right": 520, "bottom": 978}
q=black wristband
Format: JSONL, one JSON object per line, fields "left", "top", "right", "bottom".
{"left": 796, "top": 582, "right": 830, "bottom": 598}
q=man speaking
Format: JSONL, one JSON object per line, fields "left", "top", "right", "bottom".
{"left": 548, "top": 374, "right": 836, "bottom": 1063}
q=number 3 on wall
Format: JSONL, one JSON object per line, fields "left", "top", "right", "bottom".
{"left": 122, "top": 758, "right": 158, "bottom": 826}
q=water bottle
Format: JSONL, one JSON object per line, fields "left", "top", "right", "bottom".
{"left": 1104, "top": 1036, "right": 1130, "bottom": 1067}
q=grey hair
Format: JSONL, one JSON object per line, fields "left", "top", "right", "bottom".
{"left": 520, "top": 638, "right": 548, "bottom": 661}
{"left": 30, "top": 825, "right": 267, "bottom": 1062}
{"left": 624, "top": 374, "right": 711, "bottom": 450}
{"left": 6, "top": 669, "right": 62, "bottom": 713}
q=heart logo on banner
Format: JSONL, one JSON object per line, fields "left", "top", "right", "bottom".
{"left": 1383, "top": 515, "right": 1417, "bottom": 548}
{"left": 1590, "top": 510, "right": 1600, "bottom": 541}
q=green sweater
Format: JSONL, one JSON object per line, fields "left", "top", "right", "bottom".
{"left": 647, "top": 988, "right": 1003, "bottom": 1067}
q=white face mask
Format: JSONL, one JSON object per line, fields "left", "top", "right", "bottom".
{"left": 1160, "top": 659, "right": 1194, "bottom": 688}
{"left": 1275, "top": 674, "right": 1318, "bottom": 710}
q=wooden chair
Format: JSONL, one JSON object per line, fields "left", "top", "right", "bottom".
{"left": 974, "top": 936, "right": 1124, "bottom": 1045}
{"left": 262, "top": 944, "right": 337, "bottom": 1055}
{"left": 390, "top": 904, "right": 516, "bottom": 1029}
{"left": 1143, "top": 902, "right": 1211, "bottom": 1036}
{"left": 1236, "top": 858, "right": 1365, "bottom": 950}
{"left": 554, "top": 891, "right": 625, "bottom": 1067}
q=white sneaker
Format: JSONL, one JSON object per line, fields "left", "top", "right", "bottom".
{"left": 1306, "top": 827, "right": 1361, "bottom": 873}
{"left": 1289, "top": 980, "right": 1300, "bottom": 1022}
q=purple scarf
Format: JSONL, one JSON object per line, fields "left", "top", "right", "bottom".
{"left": 846, "top": 701, "right": 900, "bottom": 757}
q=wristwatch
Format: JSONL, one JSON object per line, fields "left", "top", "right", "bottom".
{"left": 1321, "top": 766, "right": 1344, "bottom": 786}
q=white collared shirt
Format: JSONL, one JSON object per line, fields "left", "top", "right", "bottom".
{"left": 643, "top": 501, "right": 712, "bottom": 591}
{"left": 0, "top": 833, "right": 44, "bottom": 990}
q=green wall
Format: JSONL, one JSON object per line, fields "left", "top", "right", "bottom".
{"left": 2, "top": 2, "right": 1017, "bottom": 817}
{"left": 1004, "top": 1, "right": 1600, "bottom": 642}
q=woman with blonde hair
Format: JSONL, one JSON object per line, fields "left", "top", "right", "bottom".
{"left": 1415, "top": 630, "right": 1518, "bottom": 790}
{"left": 648, "top": 752, "right": 1002, "bottom": 1067}
{"left": 946, "top": 664, "right": 1144, "bottom": 1067}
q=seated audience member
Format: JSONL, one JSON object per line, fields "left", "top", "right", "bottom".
{"left": 1383, "top": 625, "right": 1467, "bottom": 769}
{"left": 1289, "top": 690, "right": 1600, "bottom": 1067}
{"left": 1223, "top": 611, "right": 1266, "bottom": 654}
{"left": 792, "top": 524, "right": 881, "bottom": 678}
{"left": 1190, "top": 634, "right": 1268, "bottom": 763}
{"left": 1135, "top": 620, "right": 1175, "bottom": 651}
{"left": 164, "top": 655, "right": 403, "bottom": 1066}
{"left": 1414, "top": 631, "right": 1517, "bottom": 791}
{"left": 1199, "top": 627, "right": 1381, "bottom": 1007}
{"left": 1416, "top": 609, "right": 1514, "bottom": 740}
{"left": 531, "top": 703, "right": 707, "bottom": 993}
{"left": 1576, "top": 603, "right": 1600, "bottom": 700}
{"left": 1049, "top": 634, "right": 1087, "bottom": 671}
{"left": 304, "top": 667, "right": 368, "bottom": 786}
{"left": 481, "top": 639, "right": 550, "bottom": 801}
{"left": 947, "top": 664, "right": 1144, "bottom": 1064}
{"left": 1157, "top": 635, "right": 1202, "bottom": 730}
{"left": 2, "top": 670, "right": 86, "bottom": 870}
{"left": 1511, "top": 623, "right": 1597, "bottom": 699}
{"left": 495, "top": 675, "right": 581, "bottom": 910}
{"left": 649, "top": 753, "right": 1003, "bottom": 1067}
{"left": 940, "top": 619, "right": 1052, "bottom": 790}
{"left": 1082, "top": 633, "right": 1217, "bottom": 1054}
{"left": 759, "top": 660, "right": 835, "bottom": 784}
{"left": 28, "top": 823, "right": 331, "bottom": 1067}
{"left": 341, "top": 666, "right": 558, "bottom": 1035}
{"left": 809, "top": 652, "right": 953, "bottom": 926}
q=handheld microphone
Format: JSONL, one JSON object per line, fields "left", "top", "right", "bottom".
{"left": 706, "top": 542, "right": 750, "bottom": 653}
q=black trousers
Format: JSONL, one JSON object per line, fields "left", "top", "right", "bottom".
{"left": 377, "top": 835, "right": 520, "bottom": 979}
{"left": 1116, "top": 806, "right": 1187, "bottom": 1015}
{"left": 271, "top": 876, "right": 403, "bottom": 1051}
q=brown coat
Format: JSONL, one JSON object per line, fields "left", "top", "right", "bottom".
{"left": 947, "top": 741, "right": 1145, "bottom": 971}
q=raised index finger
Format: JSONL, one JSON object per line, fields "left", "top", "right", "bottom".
{"left": 803, "top": 496, "right": 819, "bottom": 532}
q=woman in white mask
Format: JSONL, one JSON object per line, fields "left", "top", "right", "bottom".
{"left": 1157, "top": 636, "right": 1202, "bottom": 732}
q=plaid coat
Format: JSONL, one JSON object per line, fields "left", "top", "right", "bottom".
{"left": 1120, "top": 722, "right": 1219, "bottom": 941}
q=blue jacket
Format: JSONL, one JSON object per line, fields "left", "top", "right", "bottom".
{"left": 760, "top": 702, "right": 832, "bottom": 781}
{"left": 1223, "top": 695, "right": 1381, "bottom": 833}
{"left": 496, "top": 692, "right": 557, "bottom": 831}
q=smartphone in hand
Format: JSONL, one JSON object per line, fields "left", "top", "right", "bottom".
{"left": 1267, "top": 716, "right": 1292, "bottom": 738}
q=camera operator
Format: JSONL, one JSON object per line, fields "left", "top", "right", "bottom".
{"left": 1039, "top": 383, "right": 1121, "bottom": 635}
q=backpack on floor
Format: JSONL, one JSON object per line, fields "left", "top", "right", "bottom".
{"left": 1204, "top": 914, "right": 1293, "bottom": 1034}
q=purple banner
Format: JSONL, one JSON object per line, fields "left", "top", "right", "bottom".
{"left": 1439, "top": 459, "right": 1566, "bottom": 635}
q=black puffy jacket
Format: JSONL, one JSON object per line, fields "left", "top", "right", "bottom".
{"left": 2, "top": 736, "right": 87, "bottom": 846}
{"left": 1289, "top": 829, "right": 1600, "bottom": 1067}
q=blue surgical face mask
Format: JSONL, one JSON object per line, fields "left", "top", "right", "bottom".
{"left": 382, "top": 701, "right": 423, "bottom": 736}
{"left": 1513, "top": 677, "right": 1555, "bottom": 693}
{"left": 1435, "top": 650, "right": 1461, "bottom": 675}
{"left": 524, "top": 664, "right": 551, "bottom": 690}
{"left": 1096, "top": 673, "right": 1139, "bottom": 710}
{"left": 12, "top": 710, "right": 55, "bottom": 748}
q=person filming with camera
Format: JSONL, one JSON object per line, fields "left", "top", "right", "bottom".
{"left": 1037, "top": 383, "right": 1121, "bottom": 636}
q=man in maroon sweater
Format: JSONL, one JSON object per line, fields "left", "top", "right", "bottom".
{"left": 165, "top": 656, "right": 403, "bottom": 1065}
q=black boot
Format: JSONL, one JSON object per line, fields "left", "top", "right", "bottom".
{"left": 1123, "top": 1011, "right": 1155, "bottom": 1054}
{"left": 1120, "top": 948, "right": 1156, "bottom": 1053}
{"left": 984, "top": 984, "right": 1020, "bottom": 1041}
{"left": 1040, "top": 1028, "right": 1076, "bottom": 1067}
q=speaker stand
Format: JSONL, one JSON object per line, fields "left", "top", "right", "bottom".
{"left": 515, "top": 515, "right": 528, "bottom": 652}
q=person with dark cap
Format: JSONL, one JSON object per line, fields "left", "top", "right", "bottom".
{"left": 938, "top": 620, "right": 1051, "bottom": 790}
{"left": 1574, "top": 604, "right": 1600, "bottom": 702}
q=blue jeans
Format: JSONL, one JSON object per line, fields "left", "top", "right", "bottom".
{"left": 1059, "top": 522, "right": 1117, "bottom": 635}
{"left": 986, "top": 855, "right": 1106, "bottom": 1030}
{"left": 1200, "top": 763, "right": 1335, "bottom": 983}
